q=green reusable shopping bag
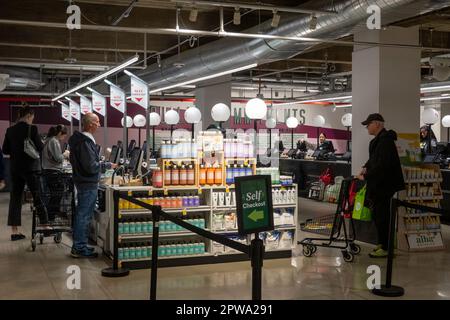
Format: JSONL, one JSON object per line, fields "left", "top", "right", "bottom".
{"left": 352, "top": 185, "right": 372, "bottom": 221}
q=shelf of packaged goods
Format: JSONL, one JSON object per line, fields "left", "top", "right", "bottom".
{"left": 404, "top": 179, "right": 443, "bottom": 184}
{"left": 275, "top": 225, "right": 297, "bottom": 231}
{"left": 404, "top": 229, "right": 441, "bottom": 234}
{"left": 154, "top": 185, "right": 200, "bottom": 191}
{"left": 402, "top": 213, "right": 441, "bottom": 218}
{"left": 161, "top": 158, "right": 198, "bottom": 162}
{"left": 119, "top": 230, "right": 210, "bottom": 241}
{"left": 119, "top": 210, "right": 153, "bottom": 216}
{"left": 213, "top": 226, "right": 296, "bottom": 234}
{"left": 273, "top": 203, "right": 297, "bottom": 208}
{"left": 163, "top": 206, "right": 211, "bottom": 213}
{"left": 211, "top": 204, "right": 296, "bottom": 211}
{"left": 404, "top": 195, "right": 443, "bottom": 201}
{"left": 224, "top": 158, "right": 257, "bottom": 162}
{"left": 120, "top": 253, "right": 214, "bottom": 262}
{"left": 215, "top": 248, "right": 292, "bottom": 256}
{"left": 210, "top": 184, "right": 294, "bottom": 190}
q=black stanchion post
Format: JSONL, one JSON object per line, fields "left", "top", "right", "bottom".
{"left": 102, "top": 191, "right": 130, "bottom": 277}
{"left": 150, "top": 206, "right": 161, "bottom": 300}
{"left": 250, "top": 233, "right": 264, "bottom": 300}
{"left": 372, "top": 198, "right": 404, "bottom": 297}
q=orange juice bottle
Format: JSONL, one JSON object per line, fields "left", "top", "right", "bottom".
{"left": 206, "top": 164, "right": 215, "bottom": 185}
{"left": 171, "top": 165, "right": 179, "bottom": 185}
{"left": 199, "top": 164, "right": 207, "bottom": 185}
{"left": 214, "top": 163, "right": 222, "bottom": 185}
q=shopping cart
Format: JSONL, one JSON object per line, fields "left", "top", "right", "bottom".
{"left": 31, "top": 171, "right": 74, "bottom": 251}
{"left": 298, "top": 178, "right": 361, "bottom": 262}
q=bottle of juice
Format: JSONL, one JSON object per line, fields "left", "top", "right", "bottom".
{"left": 152, "top": 167, "right": 163, "bottom": 188}
{"left": 179, "top": 164, "right": 187, "bottom": 185}
{"left": 226, "top": 165, "right": 233, "bottom": 185}
{"left": 164, "top": 164, "right": 171, "bottom": 186}
{"left": 171, "top": 164, "right": 179, "bottom": 185}
{"left": 187, "top": 163, "right": 195, "bottom": 185}
{"left": 199, "top": 164, "right": 207, "bottom": 185}
{"left": 214, "top": 163, "right": 223, "bottom": 185}
{"left": 207, "top": 164, "right": 215, "bottom": 185}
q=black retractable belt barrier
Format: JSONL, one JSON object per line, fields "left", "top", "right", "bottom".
{"left": 372, "top": 198, "right": 444, "bottom": 297}
{"left": 121, "top": 195, "right": 261, "bottom": 300}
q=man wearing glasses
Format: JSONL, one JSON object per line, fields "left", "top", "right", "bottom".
{"left": 357, "top": 113, "right": 405, "bottom": 258}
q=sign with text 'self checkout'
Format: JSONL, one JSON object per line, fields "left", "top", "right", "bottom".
{"left": 235, "top": 175, "right": 274, "bottom": 235}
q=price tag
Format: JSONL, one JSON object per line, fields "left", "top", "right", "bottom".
{"left": 225, "top": 186, "right": 230, "bottom": 193}
{"left": 118, "top": 213, "right": 122, "bottom": 219}
{"left": 178, "top": 161, "right": 182, "bottom": 166}
{"left": 128, "top": 190, "right": 132, "bottom": 196}
{"left": 244, "top": 160, "right": 249, "bottom": 166}
{"left": 164, "top": 188, "right": 169, "bottom": 196}
{"left": 280, "top": 186, "right": 286, "bottom": 191}
{"left": 198, "top": 188, "right": 202, "bottom": 195}
{"left": 182, "top": 208, "right": 187, "bottom": 216}
{"left": 148, "top": 189, "right": 153, "bottom": 196}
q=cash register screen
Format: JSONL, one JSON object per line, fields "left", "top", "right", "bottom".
{"left": 128, "top": 147, "right": 143, "bottom": 171}
{"left": 109, "top": 145, "right": 121, "bottom": 164}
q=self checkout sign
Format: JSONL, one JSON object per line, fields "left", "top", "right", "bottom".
{"left": 235, "top": 175, "right": 274, "bottom": 235}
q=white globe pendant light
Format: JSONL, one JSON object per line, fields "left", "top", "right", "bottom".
{"left": 133, "top": 114, "right": 146, "bottom": 127}
{"left": 341, "top": 113, "right": 352, "bottom": 127}
{"left": 266, "top": 117, "right": 277, "bottom": 129}
{"left": 165, "top": 109, "right": 180, "bottom": 125}
{"left": 422, "top": 108, "right": 439, "bottom": 125}
{"left": 121, "top": 116, "right": 133, "bottom": 128}
{"left": 211, "top": 103, "right": 230, "bottom": 122}
{"left": 149, "top": 112, "right": 161, "bottom": 126}
{"left": 245, "top": 97, "right": 267, "bottom": 120}
{"left": 184, "top": 106, "right": 202, "bottom": 124}
{"left": 312, "top": 115, "right": 326, "bottom": 127}
{"left": 286, "top": 116, "right": 299, "bottom": 128}
{"left": 442, "top": 115, "right": 450, "bottom": 128}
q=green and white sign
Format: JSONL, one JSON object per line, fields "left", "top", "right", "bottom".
{"left": 235, "top": 175, "right": 274, "bottom": 235}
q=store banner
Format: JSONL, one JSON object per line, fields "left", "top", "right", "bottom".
{"left": 130, "top": 76, "right": 148, "bottom": 109}
{"left": 91, "top": 91, "right": 106, "bottom": 116}
{"left": 79, "top": 94, "right": 92, "bottom": 115}
{"left": 61, "top": 102, "right": 71, "bottom": 122}
{"left": 109, "top": 84, "right": 125, "bottom": 113}
{"left": 69, "top": 100, "right": 80, "bottom": 120}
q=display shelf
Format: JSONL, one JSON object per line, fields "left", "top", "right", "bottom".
{"left": 404, "top": 178, "right": 443, "bottom": 184}
{"left": 104, "top": 181, "right": 298, "bottom": 269}
{"left": 404, "top": 229, "right": 441, "bottom": 234}
{"left": 120, "top": 253, "right": 213, "bottom": 262}
{"left": 404, "top": 213, "right": 441, "bottom": 218}
{"left": 224, "top": 158, "right": 257, "bottom": 162}
{"left": 404, "top": 195, "right": 443, "bottom": 201}
{"left": 161, "top": 158, "right": 198, "bottom": 162}
{"left": 119, "top": 230, "right": 210, "bottom": 241}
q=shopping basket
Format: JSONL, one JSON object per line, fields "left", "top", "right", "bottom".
{"left": 299, "top": 178, "right": 361, "bottom": 262}
{"left": 31, "top": 171, "right": 74, "bottom": 251}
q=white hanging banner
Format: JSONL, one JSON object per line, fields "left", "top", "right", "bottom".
{"left": 79, "top": 94, "right": 92, "bottom": 115}
{"left": 61, "top": 103, "right": 71, "bottom": 122}
{"left": 91, "top": 90, "right": 106, "bottom": 116}
{"left": 69, "top": 100, "right": 80, "bottom": 120}
{"left": 109, "top": 84, "right": 125, "bottom": 113}
{"left": 130, "top": 76, "right": 148, "bottom": 109}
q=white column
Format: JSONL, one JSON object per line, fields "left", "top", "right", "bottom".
{"left": 195, "top": 75, "right": 232, "bottom": 132}
{"left": 440, "top": 102, "right": 450, "bottom": 142}
{"left": 352, "top": 26, "right": 421, "bottom": 174}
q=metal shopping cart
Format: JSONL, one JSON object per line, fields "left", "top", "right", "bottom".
{"left": 298, "top": 178, "right": 361, "bottom": 262}
{"left": 31, "top": 171, "right": 74, "bottom": 251}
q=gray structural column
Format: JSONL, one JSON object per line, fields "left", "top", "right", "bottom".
{"left": 352, "top": 26, "right": 421, "bottom": 175}
{"left": 195, "top": 75, "right": 232, "bottom": 133}
{"left": 439, "top": 102, "right": 450, "bottom": 142}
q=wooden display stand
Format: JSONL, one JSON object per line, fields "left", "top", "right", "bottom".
{"left": 397, "top": 164, "right": 445, "bottom": 252}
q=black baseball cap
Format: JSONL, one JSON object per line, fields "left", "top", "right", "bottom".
{"left": 361, "top": 113, "right": 385, "bottom": 126}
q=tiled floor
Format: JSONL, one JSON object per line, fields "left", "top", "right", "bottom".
{"left": 1, "top": 192, "right": 450, "bottom": 300}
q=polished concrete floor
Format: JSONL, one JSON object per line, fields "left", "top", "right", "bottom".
{"left": 1, "top": 192, "right": 450, "bottom": 300}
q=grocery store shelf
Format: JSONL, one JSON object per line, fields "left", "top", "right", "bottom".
{"left": 161, "top": 158, "right": 198, "bottom": 162}
{"left": 404, "top": 229, "right": 441, "bottom": 234}
{"left": 119, "top": 230, "right": 210, "bottom": 240}
{"left": 402, "top": 213, "right": 441, "bottom": 218}
{"left": 119, "top": 210, "right": 153, "bottom": 216}
{"left": 404, "top": 195, "right": 443, "bottom": 201}
{"left": 275, "top": 225, "right": 297, "bottom": 231}
{"left": 224, "top": 158, "right": 257, "bottom": 162}
{"left": 273, "top": 203, "right": 297, "bottom": 208}
{"left": 164, "top": 206, "right": 211, "bottom": 213}
{"left": 120, "top": 253, "right": 213, "bottom": 262}
{"left": 404, "top": 179, "right": 443, "bottom": 184}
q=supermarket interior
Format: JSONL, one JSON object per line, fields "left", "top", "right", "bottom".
{"left": 1, "top": 0, "right": 450, "bottom": 302}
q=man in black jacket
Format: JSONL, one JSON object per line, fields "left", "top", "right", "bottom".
{"left": 3, "top": 106, "right": 46, "bottom": 241}
{"left": 358, "top": 113, "right": 405, "bottom": 258}
{"left": 69, "top": 112, "right": 115, "bottom": 258}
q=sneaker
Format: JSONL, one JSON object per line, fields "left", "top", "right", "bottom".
{"left": 86, "top": 246, "right": 96, "bottom": 253}
{"left": 71, "top": 248, "right": 98, "bottom": 259}
{"left": 11, "top": 234, "right": 26, "bottom": 241}
{"left": 369, "top": 248, "right": 388, "bottom": 258}
{"left": 372, "top": 244, "right": 383, "bottom": 252}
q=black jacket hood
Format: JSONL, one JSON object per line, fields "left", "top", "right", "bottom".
{"left": 68, "top": 131, "right": 90, "bottom": 148}
{"left": 377, "top": 128, "right": 398, "bottom": 141}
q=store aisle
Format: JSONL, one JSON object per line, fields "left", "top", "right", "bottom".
{"left": 1, "top": 193, "right": 450, "bottom": 300}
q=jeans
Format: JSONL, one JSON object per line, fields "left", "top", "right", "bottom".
{"left": 72, "top": 186, "right": 97, "bottom": 251}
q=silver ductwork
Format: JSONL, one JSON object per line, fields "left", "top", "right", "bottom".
{"left": 132, "top": 0, "right": 450, "bottom": 91}
{"left": 0, "top": 66, "right": 44, "bottom": 91}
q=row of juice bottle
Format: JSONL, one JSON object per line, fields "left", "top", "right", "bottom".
{"left": 224, "top": 139, "right": 254, "bottom": 158}
{"left": 117, "top": 242, "right": 206, "bottom": 260}
{"left": 118, "top": 196, "right": 201, "bottom": 210}
{"left": 118, "top": 218, "right": 206, "bottom": 235}
{"left": 199, "top": 163, "right": 223, "bottom": 185}
{"left": 164, "top": 162, "right": 196, "bottom": 186}
{"left": 256, "top": 167, "right": 281, "bottom": 185}
{"left": 405, "top": 216, "right": 440, "bottom": 231}
{"left": 225, "top": 164, "right": 253, "bottom": 184}
{"left": 160, "top": 139, "right": 197, "bottom": 159}
{"left": 403, "top": 167, "right": 440, "bottom": 181}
